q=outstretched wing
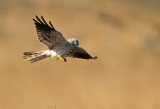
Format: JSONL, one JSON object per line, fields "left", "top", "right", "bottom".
{"left": 66, "top": 46, "right": 97, "bottom": 59}
{"left": 33, "top": 16, "right": 67, "bottom": 49}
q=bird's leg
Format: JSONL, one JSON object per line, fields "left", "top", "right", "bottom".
{"left": 64, "top": 58, "right": 67, "bottom": 62}
{"left": 59, "top": 57, "right": 63, "bottom": 61}
{"left": 57, "top": 56, "right": 67, "bottom": 62}
{"left": 56, "top": 56, "right": 62, "bottom": 61}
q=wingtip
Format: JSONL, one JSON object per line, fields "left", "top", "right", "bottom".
{"left": 33, "top": 15, "right": 38, "bottom": 22}
{"left": 34, "top": 15, "right": 43, "bottom": 18}
{"left": 41, "top": 15, "right": 44, "bottom": 19}
{"left": 35, "top": 15, "right": 38, "bottom": 17}
{"left": 35, "top": 15, "right": 39, "bottom": 19}
{"left": 33, "top": 18, "right": 36, "bottom": 22}
{"left": 92, "top": 56, "right": 98, "bottom": 60}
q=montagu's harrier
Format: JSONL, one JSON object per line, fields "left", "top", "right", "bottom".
{"left": 23, "top": 16, "right": 97, "bottom": 63}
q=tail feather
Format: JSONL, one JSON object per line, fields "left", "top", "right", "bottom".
{"left": 29, "top": 55, "right": 49, "bottom": 63}
{"left": 23, "top": 51, "right": 50, "bottom": 63}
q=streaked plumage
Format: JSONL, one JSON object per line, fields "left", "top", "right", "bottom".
{"left": 23, "top": 16, "right": 97, "bottom": 63}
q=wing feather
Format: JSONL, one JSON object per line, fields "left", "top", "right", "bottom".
{"left": 33, "top": 15, "right": 66, "bottom": 49}
{"left": 66, "top": 47, "right": 93, "bottom": 59}
{"left": 36, "top": 16, "right": 43, "bottom": 24}
{"left": 49, "top": 21, "right": 54, "bottom": 29}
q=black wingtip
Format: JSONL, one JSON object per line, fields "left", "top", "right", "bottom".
{"left": 92, "top": 56, "right": 98, "bottom": 60}
{"left": 35, "top": 15, "right": 43, "bottom": 24}
{"left": 35, "top": 15, "right": 39, "bottom": 19}
{"left": 49, "top": 21, "right": 54, "bottom": 28}
{"left": 41, "top": 16, "right": 44, "bottom": 19}
{"left": 33, "top": 15, "right": 39, "bottom": 23}
{"left": 33, "top": 18, "right": 37, "bottom": 23}
{"left": 33, "top": 15, "right": 56, "bottom": 31}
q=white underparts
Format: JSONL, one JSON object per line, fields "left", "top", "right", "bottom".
{"left": 44, "top": 50, "right": 57, "bottom": 58}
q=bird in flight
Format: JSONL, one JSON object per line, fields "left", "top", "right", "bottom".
{"left": 23, "top": 16, "right": 97, "bottom": 63}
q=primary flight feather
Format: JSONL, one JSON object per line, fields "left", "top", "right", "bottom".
{"left": 23, "top": 16, "right": 97, "bottom": 63}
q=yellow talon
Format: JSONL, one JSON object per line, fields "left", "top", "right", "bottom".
{"left": 57, "top": 56, "right": 67, "bottom": 62}
{"left": 57, "top": 56, "right": 63, "bottom": 61}
{"left": 59, "top": 57, "right": 63, "bottom": 61}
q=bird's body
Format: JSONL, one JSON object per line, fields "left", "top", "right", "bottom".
{"left": 23, "top": 16, "right": 97, "bottom": 63}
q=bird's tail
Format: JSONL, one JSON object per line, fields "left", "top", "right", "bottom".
{"left": 23, "top": 51, "right": 51, "bottom": 63}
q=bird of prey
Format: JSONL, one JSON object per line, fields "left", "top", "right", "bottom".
{"left": 23, "top": 16, "right": 97, "bottom": 63}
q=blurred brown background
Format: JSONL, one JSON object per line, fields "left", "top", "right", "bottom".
{"left": 0, "top": 0, "right": 160, "bottom": 109}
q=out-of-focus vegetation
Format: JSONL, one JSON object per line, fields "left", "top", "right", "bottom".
{"left": 0, "top": 0, "right": 160, "bottom": 109}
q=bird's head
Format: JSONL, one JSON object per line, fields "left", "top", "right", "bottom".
{"left": 67, "top": 38, "right": 79, "bottom": 46}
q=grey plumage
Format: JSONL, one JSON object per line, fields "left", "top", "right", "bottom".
{"left": 23, "top": 16, "right": 97, "bottom": 62}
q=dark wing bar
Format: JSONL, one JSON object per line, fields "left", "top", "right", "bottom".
{"left": 66, "top": 47, "right": 94, "bottom": 59}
